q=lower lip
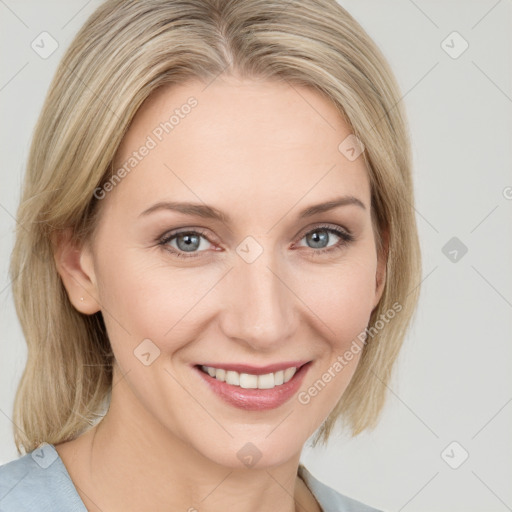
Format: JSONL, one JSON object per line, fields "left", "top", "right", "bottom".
{"left": 194, "top": 362, "right": 312, "bottom": 411}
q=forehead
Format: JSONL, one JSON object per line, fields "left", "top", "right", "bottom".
{"left": 109, "top": 77, "right": 370, "bottom": 218}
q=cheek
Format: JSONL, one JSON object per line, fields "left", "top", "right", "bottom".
{"left": 92, "top": 252, "right": 198, "bottom": 423}
{"left": 292, "top": 255, "right": 377, "bottom": 417}
{"left": 295, "top": 253, "right": 377, "bottom": 346}
{"left": 95, "top": 235, "right": 378, "bottom": 359}
{"left": 94, "top": 246, "right": 217, "bottom": 356}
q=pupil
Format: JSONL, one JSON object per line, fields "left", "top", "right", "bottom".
{"left": 178, "top": 233, "right": 199, "bottom": 252}
{"left": 309, "top": 230, "right": 327, "bottom": 248}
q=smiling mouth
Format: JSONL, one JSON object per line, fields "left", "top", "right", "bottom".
{"left": 198, "top": 364, "right": 300, "bottom": 390}
{"left": 194, "top": 361, "right": 312, "bottom": 411}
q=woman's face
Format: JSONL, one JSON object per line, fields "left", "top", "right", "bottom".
{"left": 73, "top": 76, "right": 386, "bottom": 468}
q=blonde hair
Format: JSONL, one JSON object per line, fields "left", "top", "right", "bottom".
{"left": 10, "top": 0, "right": 421, "bottom": 454}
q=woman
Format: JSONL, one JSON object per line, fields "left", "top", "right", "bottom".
{"left": 0, "top": 0, "right": 421, "bottom": 510}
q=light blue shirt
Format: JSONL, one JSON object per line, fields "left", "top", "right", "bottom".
{"left": 0, "top": 444, "right": 383, "bottom": 511}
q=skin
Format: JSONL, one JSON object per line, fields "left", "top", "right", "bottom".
{"left": 53, "top": 75, "right": 387, "bottom": 512}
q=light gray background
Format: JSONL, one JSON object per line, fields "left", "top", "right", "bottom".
{"left": 1, "top": 1, "right": 511, "bottom": 511}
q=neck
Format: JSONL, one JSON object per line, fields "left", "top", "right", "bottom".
{"left": 56, "top": 370, "right": 318, "bottom": 512}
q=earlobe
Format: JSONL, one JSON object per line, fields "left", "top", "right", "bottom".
{"left": 51, "top": 228, "right": 101, "bottom": 315}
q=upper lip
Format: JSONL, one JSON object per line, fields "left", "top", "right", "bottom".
{"left": 196, "top": 361, "right": 310, "bottom": 375}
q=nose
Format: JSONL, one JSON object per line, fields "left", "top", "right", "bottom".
{"left": 218, "top": 241, "right": 297, "bottom": 352}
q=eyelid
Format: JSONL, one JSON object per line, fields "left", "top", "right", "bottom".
{"left": 157, "top": 222, "right": 355, "bottom": 258}
{"left": 294, "top": 222, "right": 352, "bottom": 241}
{"left": 157, "top": 224, "right": 351, "bottom": 245}
{"left": 159, "top": 226, "right": 215, "bottom": 243}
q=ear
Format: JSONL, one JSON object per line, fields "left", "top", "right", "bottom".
{"left": 51, "top": 228, "right": 101, "bottom": 315}
{"left": 372, "top": 227, "right": 389, "bottom": 311}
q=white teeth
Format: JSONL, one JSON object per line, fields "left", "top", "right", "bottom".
{"left": 257, "top": 373, "right": 275, "bottom": 389}
{"left": 201, "top": 365, "right": 298, "bottom": 389}
{"left": 225, "top": 370, "right": 240, "bottom": 386}
{"left": 239, "top": 373, "right": 258, "bottom": 389}
{"left": 283, "top": 367, "right": 297, "bottom": 383}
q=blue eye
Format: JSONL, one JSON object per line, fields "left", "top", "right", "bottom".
{"left": 297, "top": 224, "right": 355, "bottom": 256}
{"left": 158, "top": 224, "right": 354, "bottom": 259}
{"left": 158, "top": 229, "right": 213, "bottom": 258}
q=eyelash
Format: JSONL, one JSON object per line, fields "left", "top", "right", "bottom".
{"left": 157, "top": 224, "right": 355, "bottom": 259}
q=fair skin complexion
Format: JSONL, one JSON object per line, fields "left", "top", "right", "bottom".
{"left": 53, "top": 76, "right": 386, "bottom": 512}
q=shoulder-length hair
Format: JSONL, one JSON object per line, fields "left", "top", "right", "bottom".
{"left": 10, "top": 0, "right": 421, "bottom": 454}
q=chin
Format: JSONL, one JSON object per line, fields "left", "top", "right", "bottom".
{"left": 186, "top": 427, "right": 307, "bottom": 470}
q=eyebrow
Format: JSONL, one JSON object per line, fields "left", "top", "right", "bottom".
{"left": 139, "top": 195, "right": 366, "bottom": 223}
